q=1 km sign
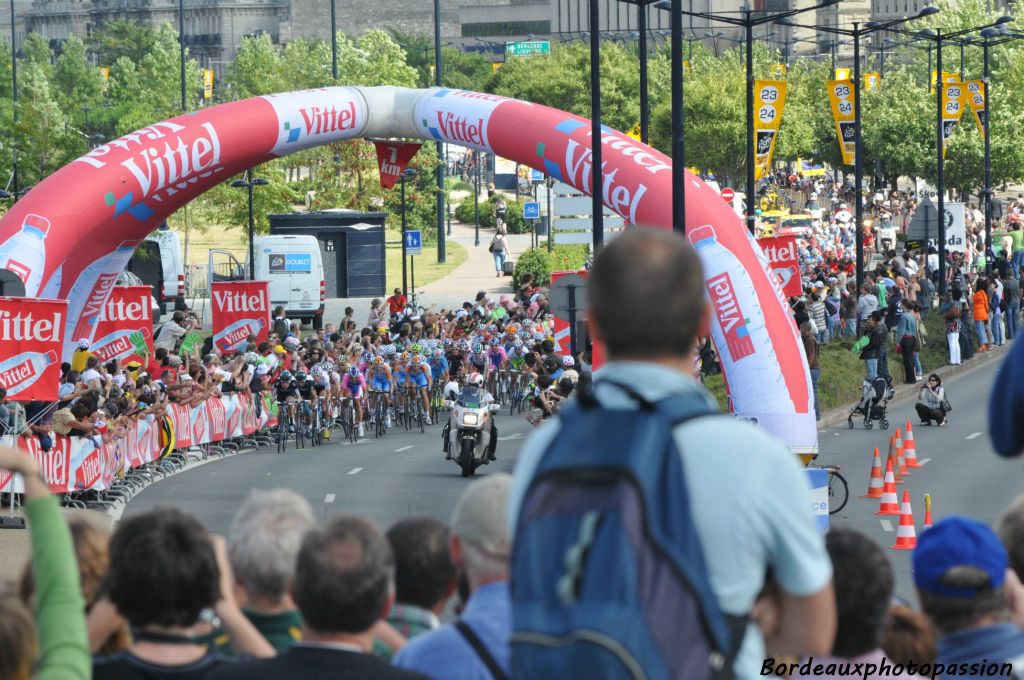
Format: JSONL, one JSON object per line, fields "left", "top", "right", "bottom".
{"left": 372, "top": 140, "right": 422, "bottom": 189}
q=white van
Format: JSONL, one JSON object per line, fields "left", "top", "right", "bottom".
{"left": 251, "top": 235, "right": 326, "bottom": 329}
{"left": 127, "top": 225, "right": 185, "bottom": 313}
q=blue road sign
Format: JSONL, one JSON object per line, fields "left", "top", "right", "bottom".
{"left": 530, "top": 169, "right": 544, "bottom": 183}
{"left": 523, "top": 202, "right": 541, "bottom": 220}
{"left": 405, "top": 230, "right": 422, "bottom": 256}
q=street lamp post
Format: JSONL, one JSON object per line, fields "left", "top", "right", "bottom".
{"left": 589, "top": 0, "right": 604, "bottom": 248}
{"left": 400, "top": 168, "right": 416, "bottom": 295}
{"left": 474, "top": 162, "right": 480, "bottom": 247}
{"left": 9, "top": 0, "right": 17, "bottom": 193}
{"left": 179, "top": 0, "right": 186, "bottom": 111}
{"left": 657, "top": 0, "right": 840, "bottom": 236}
{"left": 891, "top": 15, "right": 1013, "bottom": 294}
{"left": 434, "top": 0, "right": 446, "bottom": 264}
{"left": 780, "top": 6, "right": 939, "bottom": 289}
{"left": 331, "top": 0, "right": 337, "bottom": 80}
{"left": 230, "top": 171, "right": 270, "bottom": 280}
{"left": 976, "top": 24, "right": 1020, "bottom": 274}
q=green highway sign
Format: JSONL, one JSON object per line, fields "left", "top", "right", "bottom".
{"left": 505, "top": 41, "right": 550, "bottom": 58}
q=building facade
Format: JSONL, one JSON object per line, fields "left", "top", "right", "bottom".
{"left": 22, "top": 0, "right": 463, "bottom": 68}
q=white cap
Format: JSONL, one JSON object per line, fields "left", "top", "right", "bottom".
{"left": 451, "top": 474, "right": 512, "bottom": 560}
{"left": 77, "top": 339, "right": 89, "bottom": 349}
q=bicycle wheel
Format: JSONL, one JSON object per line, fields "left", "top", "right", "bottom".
{"left": 418, "top": 399, "right": 426, "bottom": 434}
{"left": 312, "top": 407, "right": 323, "bottom": 447}
{"left": 296, "top": 408, "right": 307, "bottom": 449}
{"left": 828, "top": 471, "right": 849, "bottom": 515}
{"left": 277, "top": 409, "right": 288, "bottom": 454}
{"left": 375, "top": 398, "right": 386, "bottom": 438}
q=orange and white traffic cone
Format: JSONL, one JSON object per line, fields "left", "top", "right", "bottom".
{"left": 886, "top": 446, "right": 904, "bottom": 485}
{"left": 875, "top": 459, "right": 901, "bottom": 515}
{"left": 862, "top": 447, "right": 884, "bottom": 499}
{"left": 904, "top": 422, "right": 920, "bottom": 468}
{"left": 897, "top": 446, "right": 909, "bottom": 477}
{"left": 892, "top": 490, "right": 917, "bottom": 550}
{"left": 894, "top": 427, "right": 904, "bottom": 456}
{"left": 923, "top": 493, "right": 933, "bottom": 530}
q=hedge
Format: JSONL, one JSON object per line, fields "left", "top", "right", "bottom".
{"left": 513, "top": 245, "right": 589, "bottom": 288}
{"left": 454, "top": 195, "right": 533, "bottom": 234}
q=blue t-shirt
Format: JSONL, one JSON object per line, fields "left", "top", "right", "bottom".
{"left": 393, "top": 582, "right": 510, "bottom": 680}
{"left": 508, "top": 362, "right": 833, "bottom": 680}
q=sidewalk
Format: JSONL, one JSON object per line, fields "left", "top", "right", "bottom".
{"left": 322, "top": 219, "right": 534, "bottom": 325}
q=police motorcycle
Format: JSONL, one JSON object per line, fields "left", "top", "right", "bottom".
{"left": 442, "top": 374, "right": 500, "bottom": 477}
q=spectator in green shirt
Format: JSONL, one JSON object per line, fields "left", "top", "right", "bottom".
{"left": 0, "top": 445, "right": 90, "bottom": 680}
{"left": 226, "top": 489, "right": 316, "bottom": 653}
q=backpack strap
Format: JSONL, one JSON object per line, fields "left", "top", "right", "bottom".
{"left": 455, "top": 621, "right": 509, "bottom": 680}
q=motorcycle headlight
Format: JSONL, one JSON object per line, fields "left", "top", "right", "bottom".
{"left": 462, "top": 412, "right": 479, "bottom": 426}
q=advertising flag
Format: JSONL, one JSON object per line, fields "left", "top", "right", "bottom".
{"left": 753, "top": 80, "right": 787, "bottom": 181}
{"left": 931, "top": 71, "right": 959, "bottom": 93}
{"left": 966, "top": 80, "right": 986, "bottom": 140}
{"left": 0, "top": 297, "right": 67, "bottom": 401}
{"left": 863, "top": 72, "right": 881, "bottom": 91}
{"left": 757, "top": 236, "right": 802, "bottom": 297}
{"left": 372, "top": 140, "right": 422, "bottom": 189}
{"left": 941, "top": 82, "right": 967, "bottom": 157}
{"left": 827, "top": 80, "right": 856, "bottom": 166}
{"left": 211, "top": 281, "right": 270, "bottom": 354}
{"left": 90, "top": 286, "right": 153, "bottom": 366}
{"left": 203, "top": 69, "right": 215, "bottom": 100}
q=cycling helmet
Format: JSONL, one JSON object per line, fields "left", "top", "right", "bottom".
{"left": 361, "top": 351, "right": 373, "bottom": 364}
{"left": 443, "top": 338, "right": 453, "bottom": 348}
{"left": 400, "top": 351, "right": 410, "bottom": 361}
{"left": 412, "top": 354, "right": 422, "bottom": 364}
{"left": 506, "top": 324, "right": 519, "bottom": 335}
{"left": 472, "top": 342, "right": 484, "bottom": 354}
{"left": 373, "top": 356, "right": 384, "bottom": 366}
{"left": 279, "top": 370, "right": 293, "bottom": 381}
{"left": 562, "top": 355, "right": 575, "bottom": 367}
{"left": 410, "top": 343, "right": 422, "bottom": 354}
{"left": 468, "top": 373, "right": 485, "bottom": 387}
{"left": 458, "top": 339, "right": 470, "bottom": 352}
{"left": 294, "top": 370, "right": 307, "bottom": 381}
{"left": 488, "top": 337, "right": 500, "bottom": 347}
{"left": 513, "top": 339, "right": 523, "bottom": 350}
{"left": 433, "top": 348, "right": 445, "bottom": 358}
{"left": 348, "top": 365, "right": 360, "bottom": 377}
{"left": 243, "top": 351, "right": 259, "bottom": 364}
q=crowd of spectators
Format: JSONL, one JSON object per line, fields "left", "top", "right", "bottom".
{"left": 759, "top": 175, "right": 1024, "bottom": 422}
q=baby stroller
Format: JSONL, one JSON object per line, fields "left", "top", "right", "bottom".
{"left": 848, "top": 376, "right": 893, "bottom": 430}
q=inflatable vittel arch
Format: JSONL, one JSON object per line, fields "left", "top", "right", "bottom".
{"left": 0, "top": 86, "right": 816, "bottom": 453}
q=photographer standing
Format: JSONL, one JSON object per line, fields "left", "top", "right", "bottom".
{"left": 154, "top": 310, "right": 193, "bottom": 353}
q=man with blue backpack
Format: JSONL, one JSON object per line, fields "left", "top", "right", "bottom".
{"left": 508, "top": 229, "right": 836, "bottom": 679}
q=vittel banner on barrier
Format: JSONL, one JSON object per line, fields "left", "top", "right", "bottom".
{"left": 212, "top": 281, "right": 270, "bottom": 353}
{"left": 0, "top": 85, "right": 816, "bottom": 454}
{"left": 90, "top": 286, "right": 153, "bottom": 366}
{"left": 0, "top": 297, "right": 67, "bottom": 402}
{"left": 0, "top": 393, "right": 271, "bottom": 494}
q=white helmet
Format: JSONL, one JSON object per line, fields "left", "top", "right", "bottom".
{"left": 468, "top": 372, "right": 485, "bottom": 387}
{"left": 444, "top": 380, "right": 461, "bottom": 401}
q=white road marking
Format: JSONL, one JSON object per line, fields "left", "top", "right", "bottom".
{"left": 348, "top": 467, "right": 363, "bottom": 475}
{"left": 395, "top": 445, "right": 414, "bottom": 452}
{"left": 880, "top": 520, "right": 895, "bottom": 532}
{"left": 324, "top": 494, "right": 335, "bottom": 504}
{"left": 498, "top": 433, "right": 524, "bottom": 441}
{"left": 919, "top": 458, "right": 931, "bottom": 466}
{"left": 966, "top": 432, "right": 983, "bottom": 440}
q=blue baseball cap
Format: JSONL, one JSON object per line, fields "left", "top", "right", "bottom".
{"left": 913, "top": 516, "right": 1008, "bottom": 598}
